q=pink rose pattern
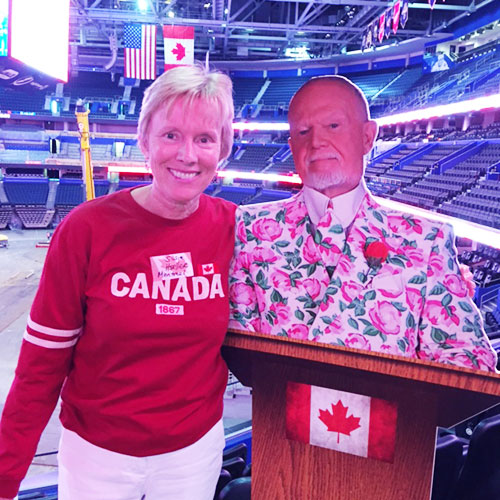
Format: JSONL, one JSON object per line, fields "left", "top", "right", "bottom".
{"left": 251, "top": 218, "right": 283, "bottom": 242}
{"left": 228, "top": 191, "right": 497, "bottom": 372}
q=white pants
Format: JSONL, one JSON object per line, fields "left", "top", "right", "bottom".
{"left": 57, "top": 420, "right": 225, "bottom": 500}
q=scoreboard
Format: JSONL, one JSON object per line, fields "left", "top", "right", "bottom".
{"left": 0, "top": 0, "right": 69, "bottom": 92}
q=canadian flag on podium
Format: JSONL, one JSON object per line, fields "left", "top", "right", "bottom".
{"left": 286, "top": 382, "right": 398, "bottom": 463}
{"left": 163, "top": 26, "right": 194, "bottom": 71}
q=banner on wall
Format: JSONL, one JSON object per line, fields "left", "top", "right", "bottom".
{"left": 400, "top": 0, "right": 409, "bottom": 28}
{"left": 378, "top": 13, "right": 385, "bottom": 43}
{"left": 392, "top": 0, "right": 401, "bottom": 34}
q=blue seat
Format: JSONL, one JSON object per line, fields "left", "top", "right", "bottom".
{"left": 431, "top": 433, "right": 468, "bottom": 500}
{"left": 451, "top": 414, "right": 500, "bottom": 500}
{"left": 223, "top": 443, "right": 248, "bottom": 463}
{"left": 218, "top": 477, "right": 251, "bottom": 500}
{"left": 214, "top": 469, "right": 232, "bottom": 500}
{"left": 222, "top": 456, "right": 246, "bottom": 480}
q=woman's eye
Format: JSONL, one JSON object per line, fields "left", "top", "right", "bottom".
{"left": 330, "top": 123, "right": 338, "bottom": 129}
{"left": 165, "top": 132, "right": 176, "bottom": 139}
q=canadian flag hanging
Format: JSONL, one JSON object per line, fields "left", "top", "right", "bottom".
{"left": 163, "top": 26, "right": 194, "bottom": 71}
{"left": 286, "top": 382, "right": 398, "bottom": 463}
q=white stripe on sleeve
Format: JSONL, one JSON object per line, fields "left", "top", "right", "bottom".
{"left": 24, "top": 331, "right": 79, "bottom": 349}
{"left": 27, "top": 317, "right": 82, "bottom": 338}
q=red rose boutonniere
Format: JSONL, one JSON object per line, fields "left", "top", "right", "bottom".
{"left": 364, "top": 241, "right": 389, "bottom": 269}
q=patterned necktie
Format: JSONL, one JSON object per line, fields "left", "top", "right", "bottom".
{"left": 315, "top": 201, "right": 345, "bottom": 278}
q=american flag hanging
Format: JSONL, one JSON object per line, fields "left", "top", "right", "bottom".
{"left": 123, "top": 23, "right": 157, "bottom": 80}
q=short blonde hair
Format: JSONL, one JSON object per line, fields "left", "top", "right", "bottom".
{"left": 137, "top": 63, "right": 234, "bottom": 160}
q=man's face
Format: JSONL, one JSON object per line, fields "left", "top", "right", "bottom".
{"left": 288, "top": 80, "right": 377, "bottom": 198}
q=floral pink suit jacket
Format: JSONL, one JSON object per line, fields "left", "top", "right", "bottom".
{"left": 228, "top": 190, "right": 498, "bottom": 372}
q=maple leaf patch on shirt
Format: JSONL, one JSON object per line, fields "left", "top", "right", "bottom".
{"left": 198, "top": 263, "right": 219, "bottom": 275}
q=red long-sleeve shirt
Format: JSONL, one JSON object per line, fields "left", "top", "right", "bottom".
{"left": 0, "top": 189, "right": 236, "bottom": 497}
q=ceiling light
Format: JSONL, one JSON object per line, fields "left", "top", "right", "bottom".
{"left": 284, "top": 46, "right": 310, "bottom": 60}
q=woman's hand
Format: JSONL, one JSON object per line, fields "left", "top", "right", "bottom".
{"left": 459, "top": 263, "right": 476, "bottom": 298}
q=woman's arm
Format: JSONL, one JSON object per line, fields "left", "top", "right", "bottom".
{"left": 0, "top": 213, "right": 89, "bottom": 498}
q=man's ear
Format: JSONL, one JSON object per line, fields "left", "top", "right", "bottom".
{"left": 362, "top": 120, "right": 378, "bottom": 155}
{"left": 288, "top": 135, "right": 294, "bottom": 157}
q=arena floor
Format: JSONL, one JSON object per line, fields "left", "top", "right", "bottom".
{"left": 0, "top": 229, "right": 251, "bottom": 490}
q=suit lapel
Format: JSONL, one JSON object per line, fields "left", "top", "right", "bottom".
{"left": 335, "top": 194, "right": 404, "bottom": 289}
{"left": 307, "top": 193, "right": 408, "bottom": 339}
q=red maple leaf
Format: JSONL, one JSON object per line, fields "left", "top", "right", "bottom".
{"left": 203, "top": 264, "right": 213, "bottom": 273}
{"left": 318, "top": 400, "right": 361, "bottom": 444}
{"left": 172, "top": 43, "right": 186, "bottom": 61}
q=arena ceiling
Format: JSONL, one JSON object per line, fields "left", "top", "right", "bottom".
{"left": 70, "top": 0, "right": 499, "bottom": 71}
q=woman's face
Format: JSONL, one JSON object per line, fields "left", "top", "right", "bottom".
{"left": 142, "top": 96, "right": 223, "bottom": 206}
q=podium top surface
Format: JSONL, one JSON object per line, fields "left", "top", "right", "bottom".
{"left": 225, "top": 329, "right": 500, "bottom": 397}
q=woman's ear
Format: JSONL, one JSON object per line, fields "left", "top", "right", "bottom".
{"left": 139, "top": 137, "right": 149, "bottom": 161}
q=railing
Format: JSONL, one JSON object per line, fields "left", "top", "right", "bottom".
{"left": 479, "top": 283, "right": 500, "bottom": 308}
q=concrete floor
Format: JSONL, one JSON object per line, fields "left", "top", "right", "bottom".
{"left": 0, "top": 228, "right": 251, "bottom": 491}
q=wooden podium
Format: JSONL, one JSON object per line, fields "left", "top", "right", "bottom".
{"left": 222, "top": 329, "right": 500, "bottom": 500}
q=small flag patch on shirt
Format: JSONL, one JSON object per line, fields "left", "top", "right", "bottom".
{"left": 286, "top": 382, "right": 398, "bottom": 463}
{"left": 198, "top": 263, "right": 218, "bottom": 275}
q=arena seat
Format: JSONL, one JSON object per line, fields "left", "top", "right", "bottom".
{"left": 242, "top": 463, "right": 251, "bottom": 477}
{"left": 221, "top": 456, "right": 246, "bottom": 479}
{"left": 214, "top": 469, "right": 232, "bottom": 500}
{"left": 3, "top": 179, "right": 49, "bottom": 205}
{"left": 451, "top": 414, "right": 500, "bottom": 500}
{"left": 95, "top": 181, "right": 111, "bottom": 198}
{"left": 249, "top": 189, "right": 292, "bottom": 204}
{"left": 14, "top": 207, "right": 55, "bottom": 229}
{"left": 222, "top": 443, "right": 248, "bottom": 464}
{"left": 261, "top": 76, "right": 309, "bottom": 106}
{"left": 269, "top": 153, "right": 296, "bottom": 174}
{"left": 0, "top": 205, "right": 13, "bottom": 229}
{"left": 232, "top": 77, "right": 266, "bottom": 110}
{"left": 215, "top": 186, "right": 256, "bottom": 204}
{"left": 431, "top": 433, "right": 468, "bottom": 500}
{"left": 218, "top": 477, "right": 251, "bottom": 500}
{"left": 55, "top": 179, "right": 85, "bottom": 206}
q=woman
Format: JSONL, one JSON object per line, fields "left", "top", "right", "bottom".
{"left": 0, "top": 64, "right": 236, "bottom": 500}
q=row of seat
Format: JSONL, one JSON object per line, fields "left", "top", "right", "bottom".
{"left": 432, "top": 413, "right": 500, "bottom": 500}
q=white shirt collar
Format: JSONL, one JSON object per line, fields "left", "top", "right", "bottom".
{"left": 303, "top": 182, "right": 368, "bottom": 228}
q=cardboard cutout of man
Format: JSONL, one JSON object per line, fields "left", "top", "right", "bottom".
{"left": 229, "top": 76, "right": 498, "bottom": 372}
